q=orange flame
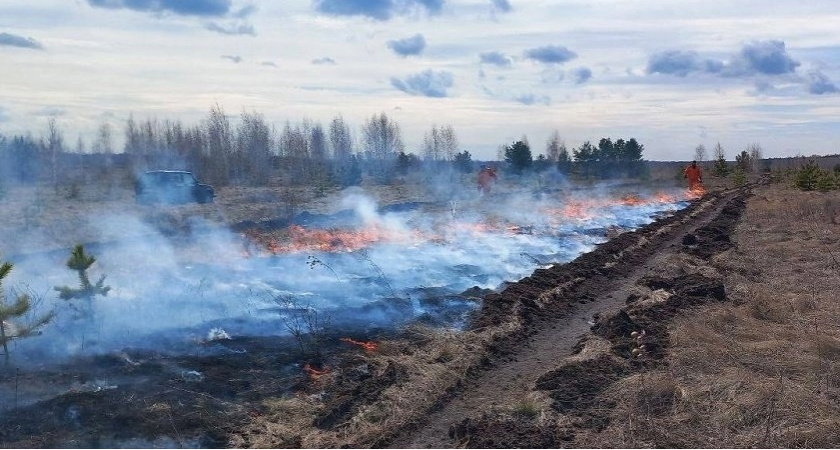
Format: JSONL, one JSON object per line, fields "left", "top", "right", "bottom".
{"left": 654, "top": 192, "right": 677, "bottom": 203}
{"left": 242, "top": 191, "right": 687, "bottom": 256}
{"left": 303, "top": 363, "right": 329, "bottom": 379}
{"left": 243, "top": 224, "right": 426, "bottom": 256}
{"left": 340, "top": 337, "right": 378, "bottom": 352}
{"left": 620, "top": 194, "right": 645, "bottom": 206}
{"left": 687, "top": 185, "right": 706, "bottom": 199}
{"left": 543, "top": 201, "right": 596, "bottom": 221}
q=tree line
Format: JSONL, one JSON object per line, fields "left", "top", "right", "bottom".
{"left": 0, "top": 104, "right": 651, "bottom": 190}
{"left": 502, "top": 133, "right": 647, "bottom": 178}
{"left": 0, "top": 106, "right": 478, "bottom": 189}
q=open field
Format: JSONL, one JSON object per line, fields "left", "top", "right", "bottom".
{"left": 1, "top": 168, "right": 839, "bottom": 448}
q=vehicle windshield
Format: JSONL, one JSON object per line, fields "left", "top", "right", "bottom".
{"left": 142, "top": 172, "right": 196, "bottom": 186}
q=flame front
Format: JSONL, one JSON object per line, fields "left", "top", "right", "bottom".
{"left": 340, "top": 337, "right": 378, "bottom": 352}
{"left": 687, "top": 186, "right": 706, "bottom": 199}
{"left": 243, "top": 224, "right": 425, "bottom": 255}
{"left": 242, "top": 191, "right": 690, "bottom": 256}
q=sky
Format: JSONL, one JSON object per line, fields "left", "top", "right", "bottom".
{"left": 1, "top": 0, "right": 839, "bottom": 161}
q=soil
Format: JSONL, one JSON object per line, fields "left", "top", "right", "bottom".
{"left": 0, "top": 180, "right": 751, "bottom": 448}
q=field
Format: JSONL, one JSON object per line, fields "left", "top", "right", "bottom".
{"left": 1, "top": 167, "right": 839, "bottom": 448}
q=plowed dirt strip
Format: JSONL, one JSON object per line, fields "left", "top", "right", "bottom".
{"left": 388, "top": 188, "right": 748, "bottom": 448}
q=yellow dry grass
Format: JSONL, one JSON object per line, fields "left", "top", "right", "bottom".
{"left": 579, "top": 182, "right": 840, "bottom": 448}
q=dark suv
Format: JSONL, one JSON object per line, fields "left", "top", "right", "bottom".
{"left": 135, "top": 170, "right": 215, "bottom": 205}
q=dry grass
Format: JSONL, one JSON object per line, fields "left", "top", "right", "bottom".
{"left": 579, "top": 182, "right": 840, "bottom": 448}
{"left": 237, "top": 319, "right": 523, "bottom": 448}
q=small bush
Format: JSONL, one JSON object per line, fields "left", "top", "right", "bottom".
{"left": 732, "top": 168, "right": 747, "bottom": 187}
{"left": 816, "top": 172, "right": 837, "bottom": 192}
{"left": 794, "top": 160, "right": 826, "bottom": 191}
{"left": 512, "top": 397, "right": 542, "bottom": 418}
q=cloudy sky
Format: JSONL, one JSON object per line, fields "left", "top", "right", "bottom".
{"left": 1, "top": 0, "right": 838, "bottom": 160}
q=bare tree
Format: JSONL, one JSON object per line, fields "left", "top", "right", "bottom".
{"left": 329, "top": 115, "right": 353, "bottom": 161}
{"left": 309, "top": 123, "right": 328, "bottom": 161}
{"left": 46, "top": 118, "right": 63, "bottom": 192}
{"left": 124, "top": 114, "right": 143, "bottom": 155}
{"left": 363, "top": 112, "right": 404, "bottom": 157}
{"left": 236, "top": 110, "right": 273, "bottom": 185}
{"left": 204, "top": 103, "right": 233, "bottom": 186}
{"left": 422, "top": 124, "right": 442, "bottom": 161}
{"left": 747, "top": 142, "right": 763, "bottom": 172}
{"left": 440, "top": 124, "right": 459, "bottom": 161}
{"left": 309, "top": 122, "right": 329, "bottom": 183}
{"left": 546, "top": 130, "right": 565, "bottom": 163}
{"left": 93, "top": 122, "right": 113, "bottom": 154}
{"left": 362, "top": 112, "right": 404, "bottom": 182}
{"left": 713, "top": 142, "right": 725, "bottom": 161}
{"left": 141, "top": 117, "right": 160, "bottom": 156}
{"left": 694, "top": 144, "right": 707, "bottom": 162}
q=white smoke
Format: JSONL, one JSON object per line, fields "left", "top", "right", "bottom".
{"left": 4, "top": 186, "right": 691, "bottom": 366}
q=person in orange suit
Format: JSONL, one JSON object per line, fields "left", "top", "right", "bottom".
{"left": 683, "top": 160, "right": 703, "bottom": 191}
{"left": 477, "top": 166, "right": 497, "bottom": 195}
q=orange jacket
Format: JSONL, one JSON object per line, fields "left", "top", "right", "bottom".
{"left": 684, "top": 165, "right": 702, "bottom": 183}
{"left": 477, "top": 168, "right": 497, "bottom": 186}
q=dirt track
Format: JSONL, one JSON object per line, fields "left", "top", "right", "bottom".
{"left": 387, "top": 187, "right": 749, "bottom": 448}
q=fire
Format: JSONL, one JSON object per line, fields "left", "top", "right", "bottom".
{"left": 241, "top": 191, "right": 687, "bottom": 256}
{"left": 449, "top": 221, "right": 533, "bottom": 236}
{"left": 340, "top": 337, "right": 378, "bottom": 352}
{"left": 686, "top": 185, "right": 706, "bottom": 199}
{"left": 243, "top": 224, "right": 425, "bottom": 255}
{"left": 543, "top": 201, "right": 596, "bottom": 221}
{"left": 303, "top": 363, "right": 329, "bottom": 379}
{"left": 655, "top": 192, "right": 677, "bottom": 203}
{"left": 620, "top": 194, "right": 645, "bottom": 206}
{"left": 562, "top": 202, "right": 592, "bottom": 219}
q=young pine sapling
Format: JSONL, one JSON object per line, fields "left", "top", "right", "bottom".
{"left": 55, "top": 244, "right": 111, "bottom": 315}
{"left": 1, "top": 257, "right": 53, "bottom": 364}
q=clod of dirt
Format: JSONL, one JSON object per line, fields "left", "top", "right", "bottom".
{"left": 449, "top": 414, "right": 564, "bottom": 448}
{"left": 535, "top": 354, "right": 630, "bottom": 413}
{"left": 686, "top": 196, "right": 747, "bottom": 258}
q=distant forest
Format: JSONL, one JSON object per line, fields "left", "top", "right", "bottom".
{"left": 0, "top": 104, "right": 650, "bottom": 188}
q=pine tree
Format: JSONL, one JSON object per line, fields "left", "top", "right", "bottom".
{"left": 454, "top": 150, "right": 473, "bottom": 173}
{"left": 55, "top": 245, "right": 111, "bottom": 315}
{"left": 1, "top": 256, "right": 53, "bottom": 364}
{"left": 794, "top": 160, "right": 823, "bottom": 191}
{"left": 713, "top": 142, "right": 729, "bottom": 177}
{"left": 504, "top": 140, "right": 533, "bottom": 174}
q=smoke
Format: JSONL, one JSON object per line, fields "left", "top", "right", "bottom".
{"left": 4, "top": 185, "right": 691, "bottom": 367}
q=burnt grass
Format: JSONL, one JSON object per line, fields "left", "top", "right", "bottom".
{"left": 0, "top": 189, "right": 748, "bottom": 448}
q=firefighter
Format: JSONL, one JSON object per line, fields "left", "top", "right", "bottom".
{"left": 683, "top": 160, "right": 703, "bottom": 191}
{"left": 477, "top": 166, "right": 497, "bottom": 195}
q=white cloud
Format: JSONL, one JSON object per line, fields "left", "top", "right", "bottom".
{"left": 0, "top": 0, "right": 838, "bottom": 160}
